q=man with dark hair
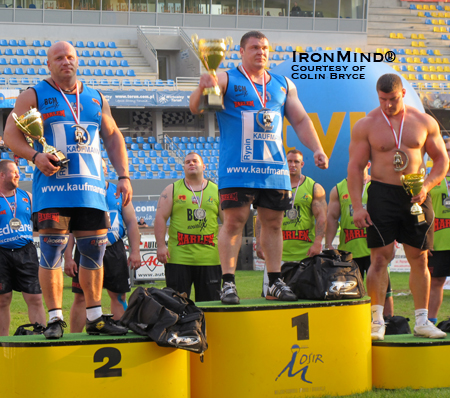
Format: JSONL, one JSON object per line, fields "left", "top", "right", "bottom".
{"left": 348, "top": 73, "right": 448, "bottom": 340}
{"left": 0, "top": 160, "right": 46, "bottom": 335}
{"left": 256, "top": 149, "right": 327, "bottom": 296}
{"left": 240, "top": 31, "right": 268, "bottom": 49}
{"left": 155, "top": 152, "right": 222, "bottom": 302}
{"left": 290, "top": 2, "right": 301, "bottom": 16}
{"left": 376, "top": 73, "right": 403, "bottom": 94}
{"left": 190, "top": 32, "right": 328, "bottom": 304}
{"left": 4, "top": 41, "right": 130, "bottom": 339}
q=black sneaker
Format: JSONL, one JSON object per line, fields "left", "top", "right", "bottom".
{"left": 266, "top": 279, "right": 297, "bottom": 301}
{"left": 44, "top": 317, "right": 67, "bottom": 339}
{"left": 86, "top": 314, "right": 128, "bottom": 336}
{"left": 220, "top": 282, "right": 240, "bottom": 305}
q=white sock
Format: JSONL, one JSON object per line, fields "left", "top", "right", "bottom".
{"left": 48, "top": 309, "right": 63, "bottom": 321}
{"left": 371, "top": 305, "right": 384, "bottom": 325}
{"left": 415, "top": 308, "right": 428, "bottom": 326}
{"left": 86, "top": 306, "right": 102, "bottom": 321}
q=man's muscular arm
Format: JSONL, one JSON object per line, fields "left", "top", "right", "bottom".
{"left": 347, "top": 119, "right": 372, "bottom": 228}
{"left": 308, "top": 183, "right": 327, "bottom": 257}
{"left": 154, "top": 184, "right": 173, "bottom": 264}
{"left": 325, "top": 186, "right": 341, "bottom": 250}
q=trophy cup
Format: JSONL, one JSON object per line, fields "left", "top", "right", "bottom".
{"left": 192, "top": 34, "right": 233, "bottom": 111}
{"left": 12, "top": 108, "right": 69, "bottom": 167}
{"left": 401, "top": 168, "right": 426, "bottom": 225}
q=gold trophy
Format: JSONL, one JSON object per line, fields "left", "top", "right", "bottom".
{"left": 192, "top": 34, "right": 233, "bottom": 111}
{"left": 12, "top": 108, "right": 69, "bottom": 167}
{"left": 401, "top": 168, "right": 426, "bottom": 225}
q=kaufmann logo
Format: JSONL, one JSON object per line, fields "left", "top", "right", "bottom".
{"left": 290, "top": 50, "right": 395, "bottom": 80}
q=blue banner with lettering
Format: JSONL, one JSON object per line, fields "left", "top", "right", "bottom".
{"left": 132, "top": 200, "right": 158, "bottom": 227}
{"left": 0, "top": 90, "right": 20, "bottom": 108}
{"left": 100, "top": 91, "right": 191, "bottom": 107}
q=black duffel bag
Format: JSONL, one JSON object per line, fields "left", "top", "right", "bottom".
{"left": 281, "top": 249, "right": 366, "bottom": 300}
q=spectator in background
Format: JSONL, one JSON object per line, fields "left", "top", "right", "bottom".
{"left": 266, "top": 11, "right": 271, "bottom": 16}
{"left": 290, "top": 2, "right": 301, "bottom": 16}
{"left": 155, "top": 152, "right": 222, "bottom": 302}
{"left": 137, "top": 217, "right": 148, "bottom": 228}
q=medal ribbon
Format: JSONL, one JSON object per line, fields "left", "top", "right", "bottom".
{"left": 54, "top": 80, "right": 80, "bottom": 125}
{"left": 241, "top": 65, "right": 266, "bottom": 108}
{"left": 291, "top": 177, "right": 303, "bottom": 210}
{"left": 0, "top": 190, "right": 17, "bottom": 219}
{"left": 186, "top": 180, "right": 205, "bottom": 210}
{"left": 381, "top": 107, "right": 405, "bottom": 150}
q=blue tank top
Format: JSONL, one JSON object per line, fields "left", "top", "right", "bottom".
{"left": 32, "top": 80, "right": 107, "bottom": 212}
{"left": 106, "top": 182, "right": 125, "bottom": 245}
{"left": 0, "top": 188, "right": 33, "bottom": 249}
{"left": 216, "top": 68, "right": 290, "bottom": 190}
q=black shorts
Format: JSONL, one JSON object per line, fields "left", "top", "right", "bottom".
{"left": 366, "top": 181, "right": 434, "bottom": 250}
{"left": 0, "top": 242, "right": 41, "bottom": 294}
{"left": 354, "top": 255, "right": 392, "bottom": 296}
{"left": 164, "top": 263, "right": 221, "bottom": 302}
{"left": 72, "top": 239, "right": 131, "bottom": 294}
{"left": 428, "top": 250, "right": 450, "bottom": 278}
{"left": 33, "top": 207, "right": 110, "bottom": 232}
{"left": 219, "top": 188, "right": 292, "bottom": 211}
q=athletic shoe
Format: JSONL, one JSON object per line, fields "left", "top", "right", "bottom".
{"left": 44, "top": 317, "right": 67, "bottom": 340}
{"left": 371, "top": 322, "right": 386, "bottom": 341}
{"left": 414, "top": 321, "right": 447, "bottom": 339}
{"left": 86, "top": 314, "right": 128, "bottom": 336}
{"left": 220, "top": 282, "right": 240, "bottom": 305}
{"left": 266, "top": 279, "right": 297, "bottom": 301}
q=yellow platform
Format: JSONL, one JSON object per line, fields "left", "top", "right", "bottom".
{"left": 191, "top": 297, "right": 372, "bottom": 398}
{"left": 373, "top": 335, "right": 450, "bottom": 389}
{"left": 0, "top": 332, "right": 189, "bottom": 398}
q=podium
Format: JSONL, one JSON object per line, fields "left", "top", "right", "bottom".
{"left": 191, "top": 298, "right": 372, "bottom": 398}
{"left": 0, "top": 333, "right": 189, "bottom": 398}
{"left": 373, "top": 334, "right": 450, "bottom": 389}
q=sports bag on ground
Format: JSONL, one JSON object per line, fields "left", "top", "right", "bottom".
{"left": 120, "top": 286, "right": 207, "bottom": 355}
{"left": 384, "top": 315, "right": 411, "bottom": 335}
{"left": 281, "top": 249, "right": 366, "bottom": 300}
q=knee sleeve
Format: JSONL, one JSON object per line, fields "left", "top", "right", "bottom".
{"left": 77, "top": 234, "right": 108, "bottom": 270}
{"left": 39, "top": 234, "right": 69, "bottom": 269}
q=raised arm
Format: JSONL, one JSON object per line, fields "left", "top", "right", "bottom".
{"left": 154, "top": 184, "right": 174, "bottom": 264}
{"left": 122, "top": 202, "right": 141, "bottom": 270}
{"left": 189, "top": 72, "right": 228, "bottom": 115}
{"left": 284, "top": 78, "right": 328, "bottom": 169}
{"left": 308, "top": 183, "right": 327, "bottom": 257}
{"left": 99, "top": 93, "right": 132, "bottom": 206}
{"left": 347, "top": 119, "right": 372, "bottom": 228}
{"left": 325, "top": 186, "right": 341, "bottom": 250}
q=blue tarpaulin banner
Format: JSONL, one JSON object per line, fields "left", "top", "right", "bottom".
{"left": 0, "top": 90, "right": 20, "bottom": 108}
{"left": 132, "top": 200, "right": 158, "bottom": 227}
{"left": 100, "top": 90, "right": 191, "bottom": 107}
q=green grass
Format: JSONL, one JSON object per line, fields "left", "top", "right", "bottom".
{"left": 8, "top": 271, "right": 450, "bottom": 397}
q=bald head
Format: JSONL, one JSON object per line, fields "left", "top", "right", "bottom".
{"left": 47, "top": 41, "right": 78, "bottom": 85}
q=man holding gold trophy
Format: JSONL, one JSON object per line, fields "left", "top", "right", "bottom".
{"left": 348, "top": 73, "right": 449, "bottom": 341}
{"left": 3, "top": 41, "right": 131, "bottom": 339}
{"left": 190, "top": 31, "right": 328, "bottom": 304}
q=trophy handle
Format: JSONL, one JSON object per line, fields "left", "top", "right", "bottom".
{"left": 419, "top": 168, "right": 425, "bottom": 177}
{"left": 191, "top": 34, "right": 199, "bottom": 52}
{"left": 400, "top": 175, "right": 405, "bottom": 183}
{"left": 11, "top": 113, "right": 28, "bottom": 135}
{"left": 225, "top": 36, "right": 233, "bottom": 59}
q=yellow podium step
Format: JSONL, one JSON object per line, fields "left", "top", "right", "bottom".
{"left": 373, "top": 335, "right": 450, "bottom": 389}
{"left": 0, "top": 332, "right": 189, "bottom": 398}
{"left": 191, "top": 297, "right": 372, "bottom": 398}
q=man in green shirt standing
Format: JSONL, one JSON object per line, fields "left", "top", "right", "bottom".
{"left": 155, "top": 152, "right": 223, "bottom": 302}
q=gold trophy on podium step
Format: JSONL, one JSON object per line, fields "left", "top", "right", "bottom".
{"left": 192, "top": 34, "right": 233, "bottom": 111}
{"left": 12, "top": 108, "right": 69, "bottom": 167}
{"left": 401, "top": 168, "right": 426, "bottom": 225}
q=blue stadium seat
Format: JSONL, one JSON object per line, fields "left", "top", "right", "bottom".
{"left": 132, "top": 157, "right": 140, "bottom": 164}
{"left": 215, "top": 136, "right": 220, "bottom": 143}
{"left": 213, "top": 143, "right": 220, "bottom": 150}
{"left": 88, "top": 78, "right": 98, "bottom": 86}
{"left": 409, "top": 4, "right": 416, "bottom": 9}
{"left": 9, "top": 39, "right": 17, "bottom": 46}
{"left": 231, "top": 53, "right": 239, "bottom": 60}
{"left": 208, "top": 163, "right": 217, "bottom": 170}
{"left": 33, "top": 40, "right": 41, "bottom": 47}
{"left": 108, "top": 42, "right": 117, "bottom": 48}
{"left": 93, "top": 50, "right": 101, "bottom": 57}
{"left": 0, "top": 58, "right": 6, "bottom": 65}
{"left": 83, "top": 69, "right": 92, "bottom": 76}
{"left": 16, "top": 49, "right": 25, "bottom": 56}
{"left": 97, "top": 41, "right": 106, "bottom": 48}
{"left": 26, "top": 68, "right": 36, "bottom": 75}
{"left": 162, "top": 164, "right": 171, "bottom": 172}
{"left": 169, "top": 171, "right": 178, "bottom": 179}
{"left": 111, "top": 79, "right": 120, "bottom": 87}
{"left": 148, "top": 137, "right": 156, "bottom": 144}
{"left": 94, "top": 69, "right": 103, "bottom": 76}
{"left": 269, "top": 63, "right": 276, "bottom": 69}
{"left": 10, "top": 58, "right": 18, "bottom": 65}
{"left": 285, "top": 45, "right": 293, "bottom": 52}
{"left": 275, "top": 45, "right": 283, "bottom": 52}
{"left": 127, "top": 150, "right": 134, "bottom": 159}
{"left": 227, "top": 62, "right": 235, "bottom": 68}
{"left": 175, "top": 163, "right": 183, "bottom": 171}
{"left": 133, "top": 79, "right": 142, "bottom": 86}
{"left": 161, "top": 150, "right": 169, "bottom": 157}
{"left": 25, "top": 165, "right": 34, "bottom": 173}
{"left": 5, "top": 49, "right": 13, "bottom": 56}
{"left": 100, "top": 79, "right": 110, "bottom": 86}
{"left": 167, "top": 157, "right": 176, "bottom": 164}
{"left": 37, "top": 49, "right": 47, "bottom": 56}
{"left": 155, "top": 79, "right": 164, "bottom": 86}
{"left": 3, "top": 68, "right": 12, "bottom": 75}
{"left": 142, "top": 143, "right": 151, "bottom": 151}
{"left": 219, "top": 62, "right": 226, "bottom": 69}
{"left": 0, "top": 40, "right": 6, "bottom": 46}
{"left": 82, "top": 50, "right": 91, "bottom": 57}
{"left": 128, "top": 164, "right": 135, "bottom": 172}
{"left": 104, "top": 69, "right": 113, "bottom": 77}
{"left": 136, "top": 136, "right": 144, "bottom": 144}
{"left": 145, "top": 171, "right": 153, "bottom": 179}
{"left": 157, "top": 171, "right": 166, "bottom": 179}
{"left": 272, "top": 54, "right": 281, "bottom": 60}
{"left": 305, "top": 46, "right": 313, "bottom": 52}
{"left": 151, "top": 164, "right": 159, "bottom": 172}
{"left": 125, "top": 137, "right": 133, "bottom": 144}
{"left": 21, "top": 58, "right": 30, "bottom": 66}
{"left": 14, "top": 68, "right": 24, "bottom": 75}
{"left": 116, "top": 69, "right": 125, "bottom": 76}
{"left": 43, "top": 40, "right": 51, "bottom": 47}
{"left": 0, "top": 78, "right": 5, "bottom": 86}
{"left": 103, "top": 50, "right": 112, "bottom": 58}
{"left": 88, "top": 59, "right": 97, "bottom": 67}
{"left": 120, "top": 60, "right": 129, "bottom": 67}
{"left": 138, "top": 164, "right": 146, "bottom": 172}
{"left": 131, "top": 143, "right": 139, "bottom": 151}
{"left": 137, "top": 150, "right": 146, "bottom": 158}
{"left": 32, "top": 59, "right": 41, "bottom": 66}
{"left": 18, "top": 40, "right": 26, "bottom": 47}
{"left": 109, "top": 60, "right": 118, "bottom": 67}
{"left": 122, "top": 79, "right": 132, "bottom": 87}
{"left": 127, "top": 70, "right": 136, "bottom": 77}
{"left": 87, "top": 41, "right": 95, "bottom": 48}
{"left": 144, "top": 157, "right": 152, "bottom": 165}
{"left": 108, "top": 171, "right": 117, "bottom": 179}
{"left": 156, "top": 157, "right": 164, "bottom": 165}
{"left": 1, "top": 153, "right": 10, "bottom": 160}
{"left": 282, "top": 54, "right": 290, "bottom": 60}
{"left": 76, "top": 41, "right": 85, "bottom": 48}
{"left": 27, "top": 49, "right": 36, "bottom": 56}
{"left": 114, "top": 51, "right": 123, "bottom": 58}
